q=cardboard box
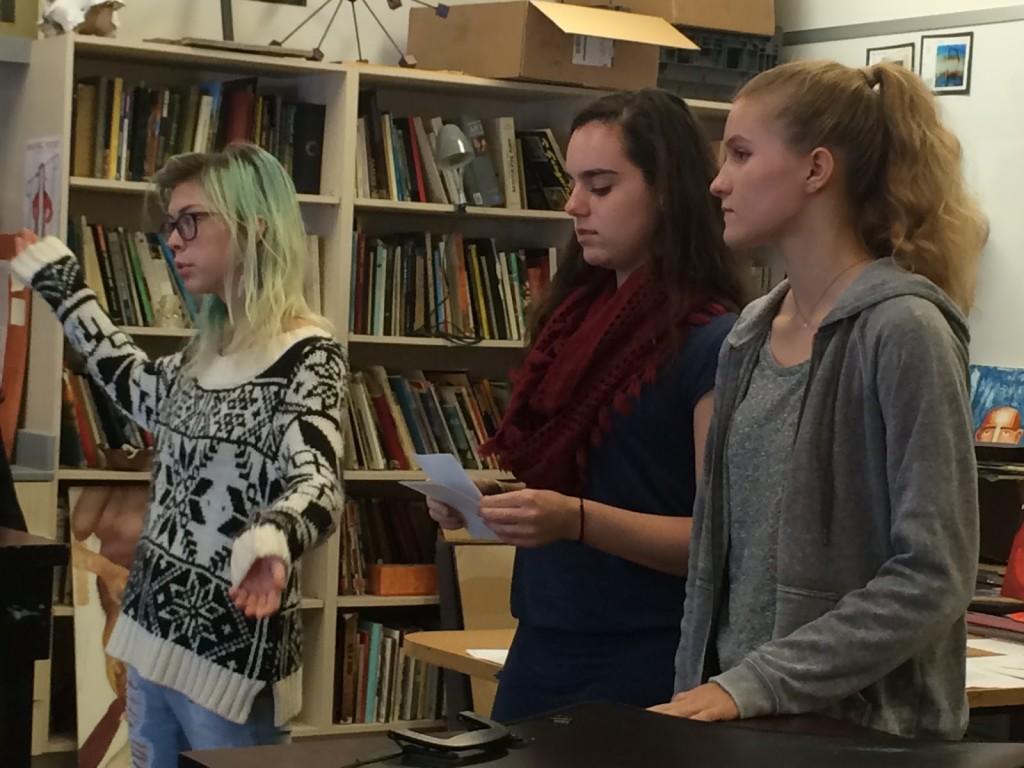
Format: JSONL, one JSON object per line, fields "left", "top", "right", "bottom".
{"left": 407, "top": 0, "right": 697, "bottom": 91}
{"left": 368, "top": 564, "right": 439, "bottom": 596}
{"left": 578, "top": 0, "right": 775, "bottom": 37}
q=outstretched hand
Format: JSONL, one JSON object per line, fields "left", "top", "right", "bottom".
{"left": 229, "top": 556, "right": 287, "bottom": 619}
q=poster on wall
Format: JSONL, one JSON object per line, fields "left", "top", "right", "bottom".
{"left": 24, "top": 136, "right": 62, "bottom": 237}
{"left": 920, "top": 31, "right": 974, "bottom": 95}
{"left": 970, "top": 364, "right": 1024, "bottom": 446}
{"left": 70, "top": 484, "right": 148, "bottom": 768}
{"left": 865, "top": 42, "right": 915, "bottom": 70}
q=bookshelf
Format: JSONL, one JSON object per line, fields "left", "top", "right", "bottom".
{"left": 2, "top": 33, "right": 731, "bottom": 755}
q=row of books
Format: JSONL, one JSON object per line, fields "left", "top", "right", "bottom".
{"left": 70, "top": 77, "right": 326, "bottom": 193}
{"left": 346, "top": 367, "right": 511, "bottom": 472}
{"left": 333, "top": 614, "right": 445, "bottom": 725}
{"left": 52, "top": 497, "right": 71, "bottom": 605}
{"left": 357, "top": 94, "right": 571, "bottom": 211}
{"left": 60, "top": 366, "right": 151, "bottom": 470}
{"left": 340, "top": 497, "right": 438, "bottom": 597}
{"left": 67, "top": 216, "right": 198, "bottom": 329}
{"left": 66, "top": 216, "right": 326, "bottom": 329}
{"left": 349, "top": 230, "right": 553, "bottom": 341}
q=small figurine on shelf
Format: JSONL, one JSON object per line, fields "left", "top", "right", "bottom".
{"left": 40, "top": 0, "right": 125, "bottom": 37}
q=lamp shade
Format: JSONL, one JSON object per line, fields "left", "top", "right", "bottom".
{"left": 435, "top": 123, "right": 474, "bottom": 171}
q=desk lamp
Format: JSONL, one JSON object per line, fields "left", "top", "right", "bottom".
{"left": 435, "top": 123, "right": 473, "bottom": 207}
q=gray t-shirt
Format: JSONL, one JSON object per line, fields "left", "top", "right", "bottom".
{"left": 714, "top": 339, "right": 809, "bottom": 674}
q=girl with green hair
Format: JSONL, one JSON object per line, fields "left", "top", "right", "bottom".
{"left": 14, "top": 142, "right": 346, "bottom": 763}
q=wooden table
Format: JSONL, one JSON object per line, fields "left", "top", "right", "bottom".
{"left": 405, "top": 628, "right": 513, "bottom": 681}
{"left": 405, "top": 629, "right": 1024, "bottom": 712}
{"left": 967, "top": 639, "right": 1024, "bottom": 710}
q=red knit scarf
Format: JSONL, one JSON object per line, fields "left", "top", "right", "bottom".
{"left": 481, "top": 268, "right": 727, "bottom": 495}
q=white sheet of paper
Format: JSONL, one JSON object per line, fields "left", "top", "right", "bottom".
{"left": 467, "top": 648, "right": 509, "bottom": 665}
{"left": 968, "top": 638, "right": 1024, "bottom": 660}
{"left": 415, "top": 452, "right": 482, "bottom": 500}
{"left": 401, "top": 460, "right": 498, "bottom": 541}
{"left": 967, "top": 655, "right": 1024, "bottom": 689}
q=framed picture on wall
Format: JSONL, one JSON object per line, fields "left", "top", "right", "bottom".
{"left": 865, "top": 42, "right": 915, "bottom": 70}
{"left": 919, "top": 31, "right": 974, "bottom": 95}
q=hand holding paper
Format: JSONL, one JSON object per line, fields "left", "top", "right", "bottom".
{"left": 401, "top": 453, "right": 499, "bottom": 541}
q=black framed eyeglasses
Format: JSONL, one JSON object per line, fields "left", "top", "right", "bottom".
{"left": 162, "top": 210, "right": 213, "bottom": 242}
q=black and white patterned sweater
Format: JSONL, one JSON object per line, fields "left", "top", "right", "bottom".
{"left": 15, "top": 237, "right": 346, "bottom": 725}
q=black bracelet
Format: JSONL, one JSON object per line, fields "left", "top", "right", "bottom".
{"left": 578, "top": 497, "right": 585, "bottom": 543}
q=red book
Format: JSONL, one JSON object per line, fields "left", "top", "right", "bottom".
{"left": 367, "top": 392, "right": 410, "bottom": 470}
{"left": 62, "top": 370, "right": 98, "bottom": 468}
{"left": 0, "top": 234, "right": 31, "bottom": 461}
{"left": 404, "top": 117, "right": 427, "bottom": 204}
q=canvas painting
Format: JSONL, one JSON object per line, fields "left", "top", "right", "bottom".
{"left": 70, "top": 484, "right": 148, "bottom": 768}
{"left": 969, "top": 365, "right": 1024, "bottom": 445}
{"left": 920, "top": 31, "right": 974, "bottom": 95}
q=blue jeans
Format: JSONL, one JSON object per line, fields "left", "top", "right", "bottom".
{"left": 126, "top": 667, "right": 289, "bottom": 768}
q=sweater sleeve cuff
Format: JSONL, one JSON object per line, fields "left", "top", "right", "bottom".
{"left": 12, "top": 236, "right": 75, "bottom": 286}
{"left": 710, "top": 660, "right": 777, "bottom": 719}
{"left": 230, "top": 524, "right": 293, "bottom": 588}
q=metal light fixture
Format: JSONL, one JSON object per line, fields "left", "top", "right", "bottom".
{"left": 435, "top": 123, "right": 473, "bottom": 207}
{"left": 270, "top": 0, "right": 449, "bottom": 63}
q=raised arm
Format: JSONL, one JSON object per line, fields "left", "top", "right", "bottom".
{"left": 14, "top": 234, "right": 174, "bottom": 432}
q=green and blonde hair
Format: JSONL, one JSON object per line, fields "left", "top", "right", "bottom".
{"left": 152, "top": 143, "right": 329, "bottom": 370}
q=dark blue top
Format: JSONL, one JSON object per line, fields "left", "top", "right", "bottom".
{"left": 509, "top": 313, "right": 736, "bottom": 633}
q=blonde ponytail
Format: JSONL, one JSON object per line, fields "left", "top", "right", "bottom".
{"left": 738, "top": 60, "right": 987, "bottom": 312}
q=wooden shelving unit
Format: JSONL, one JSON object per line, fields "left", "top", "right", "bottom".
{"left": 337, "top": 595, "right": 441, "bottom": 608}
{"left": 3, "top": 33, "right": 731, "bottom": 755}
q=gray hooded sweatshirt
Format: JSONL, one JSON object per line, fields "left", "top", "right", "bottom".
{"left": 674, "top": 258, "right": 979, "bottom": 739}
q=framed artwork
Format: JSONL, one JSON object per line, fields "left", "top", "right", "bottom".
{"left": 865, "top": 42, "right": 915, "bottom": 70}
{"left": 0, "top": 0, "right": 36, "bottom": 35}
{"left": 970, "top": 365, "right": 1024, "bottom": 446}
{"left": 920, "top": 31, "right": 974, "bottom": 95}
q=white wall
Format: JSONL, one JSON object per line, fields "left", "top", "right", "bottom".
{"left": 783, "top": 8, "right": 1024, "bottom": 368}
{"left": 776, "top": 0, "right": 1023, "bottom": 32}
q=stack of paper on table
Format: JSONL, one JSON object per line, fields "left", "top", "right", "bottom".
{"left": 967, "top": 638, "right": 1024, "bottom": 689}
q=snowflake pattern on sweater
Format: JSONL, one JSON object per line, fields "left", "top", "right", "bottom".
{"left": 16, "top": 237, "right": 346, "bottom": 724}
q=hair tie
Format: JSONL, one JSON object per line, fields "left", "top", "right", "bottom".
{"left": 863, "top": 67, "right": 881, "bottom": 91}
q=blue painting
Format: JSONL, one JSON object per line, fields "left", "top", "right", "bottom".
{"left": 935, "top": 43, "right": 968, "bottom": 88}
{"left": 970, "top": 365, "right": 1024, "bottom": 445}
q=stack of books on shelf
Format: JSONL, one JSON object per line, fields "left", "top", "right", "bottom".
{"left": 333, "top": 615, "right": 445, "bottom": 726}
{"left": 357, "top": 93, "right": 571, "bottom": 210}
{"left": 60, "top": 366, "right": 152, "bottom": 470}
{"left": 67, "top": 216, "right": 197, "bottom": 329}
{"left": 52, "top": 496, "right": 71, "bottom": 605}
{"left": 346, "top": 367, "right": 511, "bottom": 472}
{"left": 66, "top": 216, "right": 325, "bottom": 330}
{"left": 339, "top": 497, "right": 437, "bottom": 597}
{"left": 71, "top": 76, "right": 327, "bottom": 193}
{"left": 350, "top": 230, "right": 552, "bottom": 341}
